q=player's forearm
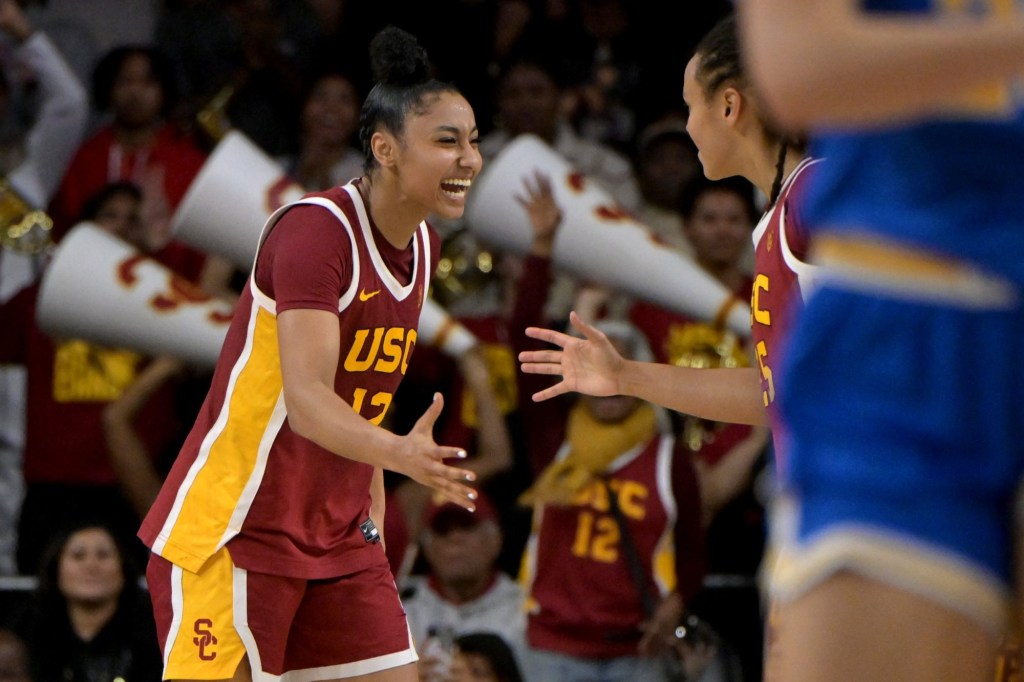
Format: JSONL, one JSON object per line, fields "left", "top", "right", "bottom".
{"left": 742, "top": 0, "right": 1024, "bottom": 129}
{"left": 284, "top": 381, "right": 403, "bottom": 470}
{"left": 617, "top": 363, "right": 766, "bottom": 426}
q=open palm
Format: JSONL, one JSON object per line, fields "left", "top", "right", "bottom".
{"left": 518, "top": 311, "right": 626, "bottom": 401}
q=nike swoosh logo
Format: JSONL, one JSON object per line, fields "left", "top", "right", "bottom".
{"left": 359, "top": 289, "right": 381, "bottom": 301}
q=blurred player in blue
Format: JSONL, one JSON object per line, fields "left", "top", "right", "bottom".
{"left": 739, "top": 1, "right": 1024, "bottom": 681}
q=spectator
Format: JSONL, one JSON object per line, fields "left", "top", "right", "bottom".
{"left": 450, "top": 632, "right": 526, "bottom": 682}
{"left": 0, "top": 628, "right": 31, "bottom": 682}
{"left": 10, "top": 521, "right": 161, "bottom": 681}
{"left": 632, "top": 118, "right": 702, "bottom": 258}
{"left": 47, "top": 45, "right": 204, "bottom": 244}
{"left": 630, "top": 175, "right": 759, "bottom": 369}
{"left": 277, "top": 69, "right": 363, "bottom": 191}
{"left": 481, "top": 51, "right": 640, "bottom": 213}
{"left": 476, "top": 50, "right": 642, "bottom": 323}
{"left": 628, "top": 175, "right": 768, "bottom": 681}
{"left": 401, "top": 493, "right": 527, "bottom": 681}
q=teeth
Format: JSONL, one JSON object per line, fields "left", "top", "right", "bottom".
{"left": 442, "top": 178, "right": 472, "bottom": 189}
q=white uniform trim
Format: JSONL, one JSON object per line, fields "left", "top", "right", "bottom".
{"left": 151, "top": 300, "right": 264, "bottom": 557}
{"left": 342, "top": 183, "right": 423, "bottom": 302}
{"left": 751, "top": 157, "right": 824, "bottom": 302}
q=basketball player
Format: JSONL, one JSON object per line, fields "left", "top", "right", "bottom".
{"left": 738, "top": 2, "right": 1024, "bottom": 681}
{"left": 138, "top": 26, "right": 482, "bottom": 682}
{"left": 518, "top": 13, "right": 820, "bottom": 462}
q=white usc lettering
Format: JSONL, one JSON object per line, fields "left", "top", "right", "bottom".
{"left": 343, "top": 327, "right": 417, "bottom": 375}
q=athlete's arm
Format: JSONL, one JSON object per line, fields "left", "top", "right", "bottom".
{"left": 740, "top": 0, "right": 1024, "bottom": 129}
{"left": 278, "top": 308, "right": 477, "bottom": 510}
{"left": 520, "top": 312, "right": 766, "bottom": 426}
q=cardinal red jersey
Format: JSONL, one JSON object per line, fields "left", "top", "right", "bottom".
{"left": 520, "top": 435, "right": 703, "bottom": 659}
{"left": 750, "top": 157, "right": 821, "bottom": 469}
{"left": 139, "top": 182, "right": 437, "bottom": 579}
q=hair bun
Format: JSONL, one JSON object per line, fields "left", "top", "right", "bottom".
{"left": 369, "top": 26, "right": 431, "bottom": 86}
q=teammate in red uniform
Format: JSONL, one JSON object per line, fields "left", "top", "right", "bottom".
{"left": 519, "top": 13, "right": 819, "bottom": 464}
{"left": 139, "top": 26, "right": 482, "bottom": 682}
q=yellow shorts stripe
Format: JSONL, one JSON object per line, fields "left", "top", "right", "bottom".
{"left": 165, "top": 548, "right": 248, "bottom": 680}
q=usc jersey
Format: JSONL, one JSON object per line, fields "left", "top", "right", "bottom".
{"left": 140, "top": 182, "right": 437, "bottom": 579}
{"left": 520, "top": 435, "right": 703, "bottom": 659}
{"left": 750, "top": 157, "right": 821, "bottom": 468}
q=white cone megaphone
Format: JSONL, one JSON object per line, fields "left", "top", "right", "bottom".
{"left": 171, "top": 130, "right": 306, "bottom": 269}
{"left": 170, "top": 131, "right": 476, "bottom": 355}
{"left": 37, "top": 223, "right": 235, "bottom": 367}
{"left": 464, "top": 134, "right": 751, "bottom": 337}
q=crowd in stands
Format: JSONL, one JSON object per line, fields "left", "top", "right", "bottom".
{"left": 0, "top": 1, "right": 778, "bottom": 680}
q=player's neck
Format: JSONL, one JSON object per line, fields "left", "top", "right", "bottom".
{"left": 358, "top": 175, "right": 420, "bottom": 249}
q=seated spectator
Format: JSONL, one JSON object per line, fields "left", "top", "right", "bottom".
{"left": 0, "top": 628, "right": 31, "bottom": 682}
{"left": 450, "top": 632, "right": 525, "bottom": 682}
{"left": 401, "top": 493, "right": 527, "bottom": 681}
{"left": 10, "top": 521, "right": 161, "bottom": 681}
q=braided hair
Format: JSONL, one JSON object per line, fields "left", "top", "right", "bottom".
{"left": 693, "top": 14, "right": 805, "bottom": 206}
{"left": 358, "top": 26, "right": 462, "bottom": 172}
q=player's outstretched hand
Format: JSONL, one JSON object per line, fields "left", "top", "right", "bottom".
{"left": 396, "top": 393, "right": 478, "bottom": 511}
{"left": 519, "top": 311, "right": 625, "bottom": 401}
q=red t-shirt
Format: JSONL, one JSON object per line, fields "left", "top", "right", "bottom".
{"left": 49, "top": 124, "right": 207, "bottom": 239}
{"left": 0, "top": 283, "right": 181, "bottom": 485}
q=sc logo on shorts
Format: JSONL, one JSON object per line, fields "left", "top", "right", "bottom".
{"left": 193, "top": 619, "right": 218, "bottom": 661}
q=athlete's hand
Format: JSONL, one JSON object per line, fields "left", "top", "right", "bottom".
{"left": 395, "top": 393, "right": 478, "bottom": 511}
{"left": 519, "top": 311, "right": 625, "bottom": 401}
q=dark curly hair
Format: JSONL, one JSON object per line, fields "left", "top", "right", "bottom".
{"left": 694, "top": 14, "right": 805, "bottom": 205}
{"left": 91, "top": 45, "right": 179, "bottom": 117}
{"left": 358, "top": 26, "right": 463, "bottom": 173}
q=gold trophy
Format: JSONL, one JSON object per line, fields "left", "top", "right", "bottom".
{"left": 0, "top": 177, "right": 53, "bottom": 254}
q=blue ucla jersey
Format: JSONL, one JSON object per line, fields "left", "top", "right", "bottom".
{"left": 803, "top": 0, "right": 1024, "bottom": 286}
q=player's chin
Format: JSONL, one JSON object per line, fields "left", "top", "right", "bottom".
{"left": 434, "top": 194, "right": 469, "bottom": 219}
